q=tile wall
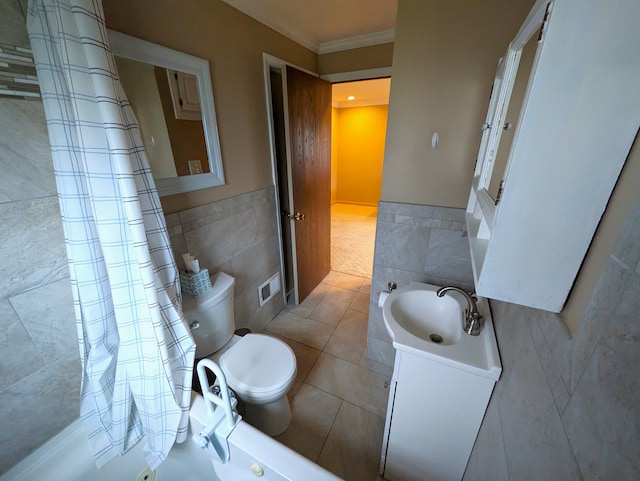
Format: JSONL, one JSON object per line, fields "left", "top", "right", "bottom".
{"left": 464, "top": 192, "right": 640, "bottom": 481}
{"left": 0, "top": 6, "right": 79, "bottom": 475}
{"left": 364, "top": 196, "right": 639, "bottom": 480}
{"left": 366, "top": 201, "right": 474, "bottom": 369}
{"left": 165, "top": 185, "right": 285, "bottom": 333}
{"left": 0, "top": 98, "right": 80, "bottom": 475}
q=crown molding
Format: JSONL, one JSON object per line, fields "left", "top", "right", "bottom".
{"left": 221, "top": 0, "right": 319, "bottom": 52}
{"left": 222, "top": 1, "right": 394, "bottom": 54}
{"left": 319, "top": 29, "right": 395, "bottom": 55}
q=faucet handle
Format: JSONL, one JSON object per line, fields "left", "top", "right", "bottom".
{"left": 464, "top": 311, "right": 484, "bottom": 336}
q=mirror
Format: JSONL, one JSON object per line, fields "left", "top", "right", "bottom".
{"left": 473, "top": 0, "right": 549, "bottom": 208}
{"left": 108, "top": 30, "right": 224, "bottom": 196}
{"left": 487, "top": 25, "right": 541, "bottom": 201}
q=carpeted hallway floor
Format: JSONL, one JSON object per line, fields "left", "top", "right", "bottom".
{"left": 331, "top": 203, "right": 377, "bottom": 279}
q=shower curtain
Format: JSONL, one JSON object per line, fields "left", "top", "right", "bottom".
{"left": 27, "top": 0, "right": 195, "bottom": 469}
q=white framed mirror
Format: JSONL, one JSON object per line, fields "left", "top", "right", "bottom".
{"left": 108, "top": 30, "right": 225, "bottom": 196}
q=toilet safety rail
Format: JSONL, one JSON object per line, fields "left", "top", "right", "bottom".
{"left": 197, "top": 358, "right": 237, "bottom": 427}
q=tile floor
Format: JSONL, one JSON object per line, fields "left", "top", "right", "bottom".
{"left": 262, "top": 271, "right": 391, "bottom": 481}
{"left": 331, "top": 203, "right": 377, "bottom": 279}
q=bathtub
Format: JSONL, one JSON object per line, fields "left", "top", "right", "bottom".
{"left": 2, "top": 360, "right": 343, "bottom": 481}
{"left": 1, "top": 409, "right": 342, "bottom": 481}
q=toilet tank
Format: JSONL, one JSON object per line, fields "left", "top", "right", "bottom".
{"left": 182, "top": 271, "right": 235, "bottom": 358}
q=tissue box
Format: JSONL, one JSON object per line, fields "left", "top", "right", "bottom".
{"left": 180, "top": 269, "right": 211, "bottom": 297}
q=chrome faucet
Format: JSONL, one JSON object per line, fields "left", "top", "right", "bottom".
{"left": 436, "top": 286, "right": 484, "bottom": 336}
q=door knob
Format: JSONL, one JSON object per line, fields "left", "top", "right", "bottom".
{"left": 282, "top": 211, "right": 305, "bottom": 221}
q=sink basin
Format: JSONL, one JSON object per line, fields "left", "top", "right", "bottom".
{"left": 382, "top": 282, "right": 501, "bottom": 380}
{"left": 388, "top": 288, "right": 463, "bottom": 345}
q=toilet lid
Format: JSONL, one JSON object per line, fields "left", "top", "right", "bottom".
{"left": 219, "top": 334, "right": 296, "bottom": 396}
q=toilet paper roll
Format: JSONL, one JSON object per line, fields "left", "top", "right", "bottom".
{"left": 378, "top": 291, "right": 390, "bottom": 308}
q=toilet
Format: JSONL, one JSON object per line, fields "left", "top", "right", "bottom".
{"left": 182, "top": 271, "right": 297, "bottom": 436}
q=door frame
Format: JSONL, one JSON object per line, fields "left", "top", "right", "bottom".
{"left": 262, "top": 54, "right": 392, "bottom": 304}
{"left": 262, "top": 54, "right": 318, "bottom": 305}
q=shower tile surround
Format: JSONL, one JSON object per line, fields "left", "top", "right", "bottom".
{"left": 0, "top": 99, "right": 80, "bottom": 475}
{"left": 0, "top": 6, "right": 80, "bottom": 473}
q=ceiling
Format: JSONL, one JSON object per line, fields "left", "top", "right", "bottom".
{"left": 332, "top": 78, "right": 391, "bottom": 108}
{"left": 221, "top": 0, "right": 398, "bottom": 54}
{"left": 221, "top": 1, "right": 397, "bottom": 103}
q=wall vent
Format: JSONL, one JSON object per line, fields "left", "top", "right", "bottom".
{"left": 258, "top": 273, "right": 281, "bottom": 307}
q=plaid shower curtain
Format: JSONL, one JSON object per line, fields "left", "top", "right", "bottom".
{"left": 27, "top": 0, "right": 195, "bottom": 469}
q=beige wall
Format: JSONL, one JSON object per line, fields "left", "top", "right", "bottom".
{"left": 319, "top": 43, "right": 394, "bottom": 76}
{"left": 381, "top": 0, "right": 533, "bottom": 207}
{"left": 334, "top": 105, "right": 387, "bottom": 205}
{"left": 102, "top": 0, "right": 317, "bottom": 214}
{"left": 383, "top": 0, "right": 639, "bottom": 331}
{"left": 103, "top": 0, "right": 633, "bottom": 330}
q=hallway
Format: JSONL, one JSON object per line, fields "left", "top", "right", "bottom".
{"left": 330, "top": 203, "right": 377, "bottom": 279}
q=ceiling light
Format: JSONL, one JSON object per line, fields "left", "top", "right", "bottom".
{"left": 347, "top": 95, "right": 356, "bottom": 101}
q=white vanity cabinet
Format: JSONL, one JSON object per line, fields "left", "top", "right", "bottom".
{"left": 380, "top": 350, "right": 498, "bottom": 481}
{"left": 467, "top": 0, "right": 640, "bottom": 311}
{"left": 379, "top": 286, "right": 501, "bottom": 481}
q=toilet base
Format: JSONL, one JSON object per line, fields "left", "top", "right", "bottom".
{"left": 242, "top": 395, "right": 292, "bottom": 436}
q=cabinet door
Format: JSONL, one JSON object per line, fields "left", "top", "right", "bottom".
{"left": 168, "top": 69, "right": 202, "bottom": 121}
{"left": 383, "top": 353, "right": 494, "bottom": 481}
{"left": 466, "top": 0, "right": 640, "bottom": 311}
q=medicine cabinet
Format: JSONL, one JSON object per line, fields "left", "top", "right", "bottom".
{"left": 466, "top": 0, "right": 640, "bottom": 312}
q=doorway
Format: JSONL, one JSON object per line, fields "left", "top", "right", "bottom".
{"left": 265, "top": 56, "right": 389, "bottom": 304}
{"left": 330, "top": 78, "right": 390, "bottom": 279}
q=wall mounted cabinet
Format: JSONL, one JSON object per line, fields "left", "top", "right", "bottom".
{"left": 466, "top": 0, "right": 640, "bottom": 312}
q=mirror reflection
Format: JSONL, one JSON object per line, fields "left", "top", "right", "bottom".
{"left": 115, "top": 56, "right": 210, "bottom": 180}
{"left": 108, "top": 29, "right": 225, "bottom": 197}
{"left": 488, "top": 26, "right": 541, "bottom": 201}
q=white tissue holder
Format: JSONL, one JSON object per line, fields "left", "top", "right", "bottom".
{"left": 180, "top": 268, "right": 211, "bottom": 297}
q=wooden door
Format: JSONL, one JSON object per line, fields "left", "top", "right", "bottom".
{"left": 285, "top": 66, "right": 331, "bottom": 303}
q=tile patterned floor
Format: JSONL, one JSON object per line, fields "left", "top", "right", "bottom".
{"left": 263, "top": 271, "right": 390, "bottom": 481}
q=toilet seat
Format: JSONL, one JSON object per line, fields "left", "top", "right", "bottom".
{"left": 219, "top": 334, "right": 296, "bottom": 403}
